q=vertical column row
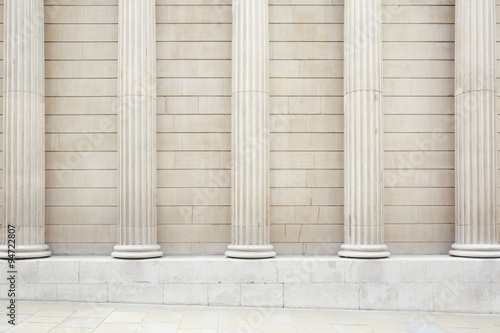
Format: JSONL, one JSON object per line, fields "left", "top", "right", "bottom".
{"left": 451, "top": 0, "right": 500, "bottom": 258}
{"left": 5, "top": 1, "right": 500, "bottom": 259}
{"left": 112, "top": 0, "right": 162, "bottom": 259}
{"left": 339, "top": 0, "right": 389, "bottom": 259}
{"left": 0, "top": 0, "right": 50, "bottom": 259}
{"left": 226, "top": 0, "right": 275, "bottom": 259}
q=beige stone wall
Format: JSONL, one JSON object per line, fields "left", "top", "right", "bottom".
{"left": 1, "top": 0, "right": 499, "bottom": 255}
{"left": 0, "top": 1, "right": 2, "bottom": 247}
{"left": 156, "top": 0, "right": 232, "bottom": 254}
{"left": 382, "top": 1, "right": 455, "bottom": 254}
{"left": 496, "top": 0, "right": 500, "bottom": 245}
{"left": 269, "top": 0, "right": 343, "bottom": 255}
{"left": 44, "top": 0, "right": 118, "bottom": 254}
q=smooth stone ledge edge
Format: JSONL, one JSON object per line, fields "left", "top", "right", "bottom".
{"left": 226, "top": 244, "right": 276, "bottom": 259}
{"left": 450, "top": 243, "right": 500, "bottom": 258}
{"left": 112, "top": 244, "right": 163, "bottom": 259}
{"left": 339, "top": 244, "right": 390, "bottom": 259}
{"left": 0, "top": 244, "right": 51, "bottom": 259}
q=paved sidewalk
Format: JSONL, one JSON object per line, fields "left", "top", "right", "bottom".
{"left": 0, "top": 301, "right": 499, "bottom": 333}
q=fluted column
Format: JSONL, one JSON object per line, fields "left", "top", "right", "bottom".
{"left": 112, "top": 0, "right": 162, "bottom": 259}
{"left": 339, "top": 0, "right": 389, "bottom": 259}
{"left": 451, "top": 0, "right": 500, "bottom": 258}
{"left": 0, "top": 0, "right": 50, "bottom": 259}
{"left": 225, "top": 0, "right": 275, "bottom": 259}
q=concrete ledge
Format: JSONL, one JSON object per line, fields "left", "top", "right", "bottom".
{"left": 1, "top": 255, "right": 499, "bottom": 314}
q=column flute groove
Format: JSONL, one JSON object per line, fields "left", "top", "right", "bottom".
{"left": 226, "top": 0, "right": 275, "bottom": 259}
{"left": 451, "top": 0, "right": 500, "bottom": 258}
{"left": 112, "top": 0, "right": 162, "bottom": 259}
{"left": 0, "top": 0, "right": 50, "bottom": 259}
{"left": 339, "top": 0, "right": 389, "bottom": 259}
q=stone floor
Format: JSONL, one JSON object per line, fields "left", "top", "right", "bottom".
{"left": 0, "top": 301, "right": 499, "bottom": 333}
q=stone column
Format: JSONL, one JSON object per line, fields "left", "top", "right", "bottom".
{"left": 451, "top": 0, "right": 500, "bottom": 258}
{"left": 225, "top": 0, "right": 275, "bottom": 259}
{"left": 339, "top": 0, "right": 389, "bottom": 259}
{"left": 112, "top": 0, "right": 162, "bottom": 259}
{"left": 0, "top": 0, "right": 50, "bottom": 259}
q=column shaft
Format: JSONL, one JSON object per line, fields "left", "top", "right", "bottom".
{"left": 339, "top": 0, "right": 389, "bottom": 259}
{"left": 112, "top": 0, "right": 162, "bottom": 259}
{"left": 451, "top": 0, "right": 500, "bottom": 258}
{"left": 225, "top": 0, "right": 275, "bottom": 259}
{"left": 0, "top": 0, "right": 50, "bottom": 259}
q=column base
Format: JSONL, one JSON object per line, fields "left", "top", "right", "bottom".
{"left": 0, "top": 244, "right": 51, "bottom": 259}
{"left": 225, "top": 244, "right": 276, "bottom": 259}
{"left": 449, "top": 243, "right": 500, "bottom": 258}
{"left": 111, "top": 245, "right": 163, "bottom": 259}
{"left": 338, "top": 244, "right": 390, "bottom": 259}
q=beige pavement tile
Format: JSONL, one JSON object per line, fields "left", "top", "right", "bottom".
{"left": 295, "top": 325, "right": 336, "bottom": 332}
{"left": 112, "top": 305, "right": 152, "bottom": 316}
{"left": 481, "top": 327, "right": 500, "bottom": 333}
{"left": 71, "top": 306, "right": 115, "bottom": 318}
{"left": 390, "top": 312, "right": 440, "bottom": 323}
{"left": 332, "top": 324, "right": 373, "bottom": 333}
{"left": 260, "top": 325, "right": 298, "bottom": 332}
{"left": 142, "top": 308, "right": 184, "bottom": 323}
{"left": 363, "top": 318, "right": 410, "bottom": 331}
{"left": 433, "top": 315, "right": 476, "bottom": 328}
{"left": 49, "top": 329, "right": 94, "bottom": 333}
{"left": 23, "top": 316, "right": 67, "bottom": 323}
{"left": 259, "top": 326, "right": 297, "bottom": 333}
{"left": 6, "top": 323, "right": 58, "bottom": 333}
{"left": 171, "top": 306, "right": 192, "bottom": 312}
{"left": 259, "top": 314, "right": 296, "bottom": 332}
{"left": 290, "top": 311, "right": 332, "bottom": 328}
{"left": 401, "top": 322, "right": 448, "bottom": 332}
{"left": 463, "top": 315, "right": 500, "bottom": 326}
{"left": 1, "top": 301, "right": 500, "bottom": 333}
{"left": 104, "top": 311, "right": 148, "bottom": 323}
{"left": 219, "top": 308, "right": 261, "bottom": 319}
{"left": 16, "top": 303, "right": 45, "bottom": 314}
{"left": 181, "top": 308, "right": 220, "bottom": 317}
{"left": 40, "top": 303, "right": 84, "bottom": 311}
{"left": 445, "top": 329, "right": 486, "bottom": 333}
{"left": 13, "top": 314, "right": 31, "bottom": 324}
{"left": 260, "top": 314, "right": 293, "bottom": 324}
{"left": 469, "top": 323, "right": 500, "bottom": 332}
{"left": 93, "top": 323, "right": 139, "bottom": 333}
{"left": 0, "top": 324, "right": 13, "bottom": 332}
{"left": 114, "top": 304, "right": 153, "bottom": 311}
{"left": 218, "top": 317, "right": 257, "bottom": 331}
{"left": 323, "top": 313, "right": 368, "bottom": 325}
{"left": 361, "top": 312, "right": 395, "bottom": 320}
{"left": 179, "top": 313, "right": 220, "bottom": 329}
{"left": 218, "top": 308, "right": 272, "bottom": 328}
{"left": 58, "top": 317, "right": 104, "bottom": 328}
{"left": 136, "top": 322, "right": 179, "bottom": 333}
{"left": 32, "top": 310, "right": 74, "bottom": 318}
